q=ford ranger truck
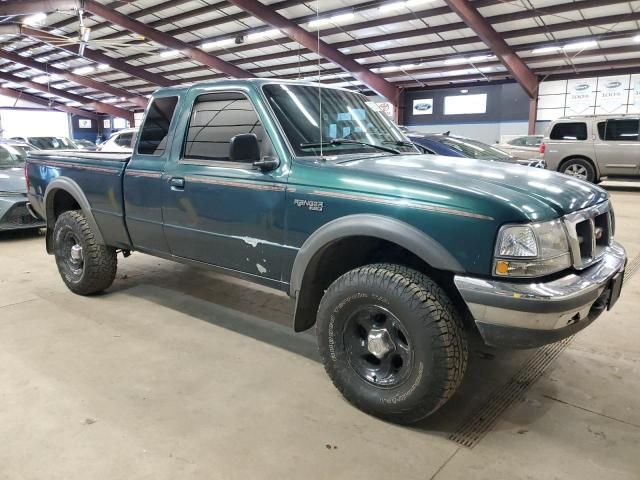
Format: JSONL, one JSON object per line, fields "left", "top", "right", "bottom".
{"left": 26, "top": 80, "right": 627, "bottom": 424}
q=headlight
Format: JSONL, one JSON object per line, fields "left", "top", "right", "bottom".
{"left": 494, "top": 219, "right": 571, "bottom": 277}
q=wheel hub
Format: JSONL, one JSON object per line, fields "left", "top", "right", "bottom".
{"left": 343, "top": 305, "right": 413, "bottom": 388}
{"left": 70, "top": 244, "right": 83, "bottom": 262}
{"left": 367, "top": 328, "right": 395, "bottom": 359}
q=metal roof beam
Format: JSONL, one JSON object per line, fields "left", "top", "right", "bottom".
{"left": 0, "top": 49, "right": 148, "bottom": 108}
{"left": 0, "top": 71, "right": 133, "bottom": 121}
{"left": 0, "top": 0, "right": 78, "bottom": 16}
{"left": 83, "top": 0, "right": 255, "bottom": 79}
{"left": 73, "top": 0, "right": 623, "bottom": 90}
{"left": 224, "top": 0, "right": 400, "bottom": 103}
{"left": 0, "top": 86, "right": 101, "bottom": 119}
{"left": 21, "top": 26, "right": 174, "bottom": 87}
{"left": 444, "top": 0, "right": 538, "bottom": 98}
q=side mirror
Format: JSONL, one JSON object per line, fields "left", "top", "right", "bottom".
{"left": 229, "top": 133, "right": 261, "bottom": 163}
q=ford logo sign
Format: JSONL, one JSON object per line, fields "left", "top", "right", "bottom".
{"left": 574, "top": 84, "right": 590, "bottom": 91}
{"left": 606, "top": 81, "right": 622, "bottom": 89}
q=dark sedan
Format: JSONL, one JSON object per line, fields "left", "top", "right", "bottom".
{"left": 407, "top": 132, "right": 546, "bottom": 168}
{"left": 0, "top": 144, "right": 45, "bottom": 231}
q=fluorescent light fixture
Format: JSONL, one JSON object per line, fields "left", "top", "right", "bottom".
{"left": 308, "top": 17, "right": 330, "bottom": 28}
{"left": 444, "top": 54, "right": 494, "bottom": 65}
{"left": 120, "top": 97, "right": 126, "bottom": 101}
{"left": 340, "top": 47, "right": 351, "bottom": 53}
{"left": 32, "top": 75, "right": 51, "bottom": 83}
{"left": 469, "top": 54, "right": 495, "bottom": 62}
{"left": 405, "top": 0, "right": 434, "bottom": 6}
{"left": 309, "top": 12, "right": 354, "bottom": 28}
{"left": 379, "top": 0, "right": 433, "bottom": 12}
{"left": 444, "top": 57, "right": 468, "bottom": 65}
{"left": 98, "top": 63, "right": 110, "bottom": 70}
{"left": 23, "top": 13, "right": 47, "bottom": 26}
{"left": 400, "top": 63, "right": 419, "bottom": 69}
{"left": 563, "top": 40, "right": 598, "bottom": 51}
{"left": 72, "top": 66, "right": 95, "bottom": 75}
{"left": 379, "top": 1, "right": 405, "bottom": 12}
{"left": 201, "top": 38, "right": 234, "bottom": 49}
{"left": 102, "top": 97, "right": 117, "bottom": 103}
{"left": 331, "top": 12, "right": 355, "bottom": 22}
{"left": 246, "top": 29, "right": 279, "bottom": 41}
{"left": 160, "top": 49, "right": 180, "bottom": 58}
{"left": 634, "top": 34, "right": 640, "bottom": 43}
{"left": 379, "top": 65, "right": 399, "bottom": 72}
{"left": 532, "top": 45, "right": 561, "bottom": 54}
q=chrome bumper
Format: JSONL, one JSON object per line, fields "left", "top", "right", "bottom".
{"left": 454, "top": 242, "right": 626, "bottom": 349}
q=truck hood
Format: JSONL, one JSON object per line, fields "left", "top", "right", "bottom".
{"left": 0, "top": 167, "right": 27, "bottom": 195}
{"left": 330, "top": 154, "right": 608, "bottom": 220}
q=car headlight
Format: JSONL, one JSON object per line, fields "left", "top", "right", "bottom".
{"left": 494, "top": 219, "right": 571, "bottom": 277}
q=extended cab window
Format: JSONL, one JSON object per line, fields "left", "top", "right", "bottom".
{"left": 550, "top": 123, "right": 588, "bottom": 141}
{"left": 138, "top": 96, "right": 178, "bottom": 155}
{"left": 601, "top": 119, "right": 639, "bottom": 142}
{"left": 183, "top": 92, "right": 268, "bottom": 162}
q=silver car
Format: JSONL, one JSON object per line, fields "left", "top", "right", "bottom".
{"left": 543, "top": 115, "right": 640, "bottom": 183}
{"left": 0, "top": 144, "right": 44, "bottom": 231}
{"left": 497, "top": 135, "right": 543, "bottom": 158}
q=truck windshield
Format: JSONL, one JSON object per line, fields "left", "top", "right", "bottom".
{"left": 262, "top": 84, "right": 417, "bottom": 157}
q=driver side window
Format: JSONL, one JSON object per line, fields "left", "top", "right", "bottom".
{"left": 182, "top": 91, "right": 272, "bottom": 163}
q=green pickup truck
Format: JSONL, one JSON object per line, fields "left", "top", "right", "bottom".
{"left": 26, "top": 79, "right": 626, "bottom": 424}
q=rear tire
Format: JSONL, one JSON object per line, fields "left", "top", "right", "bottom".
{"left": 316, "top": 263, "right": 468, "bottom": 424}
{"left": 560, "top": 157, "right": 597, "bottom": 183}
{"left": 53, "top": 210, "right": 117, "bottom": 295}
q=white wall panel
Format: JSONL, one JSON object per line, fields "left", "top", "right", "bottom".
{"left": 0, "top": 108, "right": 69, "bottom": 138}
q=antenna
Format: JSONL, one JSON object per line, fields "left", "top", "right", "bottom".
{"left": 316, "top": 0, "right": 323, "bottom": 159}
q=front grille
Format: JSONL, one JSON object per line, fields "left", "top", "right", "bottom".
{"left": 564, "top": 202, "right": 612, "bottom": 269}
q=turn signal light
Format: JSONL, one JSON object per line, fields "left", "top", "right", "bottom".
{"left": 539, "top": 143, "right": 546, "bottom": 154}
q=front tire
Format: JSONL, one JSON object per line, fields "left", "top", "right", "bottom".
{"left": 53, "top": 210, "right": 117, "bottom": 295}
{"left": 316, "top": 264, "right": 468, "bottom": 424}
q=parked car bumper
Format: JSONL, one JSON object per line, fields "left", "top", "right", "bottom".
{"left": 0, "top": 197, "right": 46, "bottom": 231}
{"left": 454, "top": 242, "right": 626, "bottom": 349}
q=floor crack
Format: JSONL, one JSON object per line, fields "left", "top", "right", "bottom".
{"left": 428, "top": 446, "right": 460, "bottom": 480}
{"left": 543, "top": 394, "right": 640, "bottom": 429}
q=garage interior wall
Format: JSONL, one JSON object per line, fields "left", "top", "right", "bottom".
{"left": 401, "top": 83, "right": 530, "bottom": 144}
{"left": 535, "top": 73, "right": 640, "bottom": 135}
{"left": 0, "top": 107, "right": 69, "bottom": 139}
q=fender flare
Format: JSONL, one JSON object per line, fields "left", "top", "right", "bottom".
{"left": 289, "top": 214, "right": 464, "bottom": 298}
{"left": 44, "top": 177, "right": 106, "bottom": 248}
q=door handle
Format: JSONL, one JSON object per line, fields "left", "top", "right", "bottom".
{"left": 170, "top": 177, "right": 185, "bottom": 191}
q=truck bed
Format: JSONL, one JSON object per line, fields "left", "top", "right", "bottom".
{"left": 27, "top": 150, "right": 133, "bottom": 249}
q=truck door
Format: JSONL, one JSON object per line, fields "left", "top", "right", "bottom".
{"left": 161, "top": 89, "right": 290, "bottom": 283}
{"left": 123, "top": 95, "right": 179, "bottom": 254}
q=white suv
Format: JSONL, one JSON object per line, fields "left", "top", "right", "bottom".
{"left": 542, "top": 115, "right": 640, "bottom": 183}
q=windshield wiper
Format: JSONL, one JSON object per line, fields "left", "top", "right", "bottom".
{"left": 299, "top": 139, "right": 401, "bottom": 155}
{"left": 382, "top": 140, "right": 416, "bottom": 148}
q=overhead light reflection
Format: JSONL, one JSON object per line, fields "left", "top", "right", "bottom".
{"left": 281, "top": 85, "right": 318, "bottom": 127}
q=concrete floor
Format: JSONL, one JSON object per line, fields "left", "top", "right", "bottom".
{"left": 1, "top": 188, "right": 639, "bottom": 480}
